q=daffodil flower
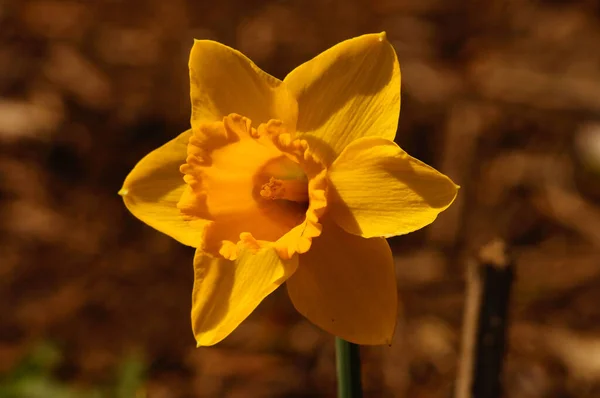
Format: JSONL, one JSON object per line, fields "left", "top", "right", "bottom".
{"left": 120, "top": 33, "right": 458, "bottom": 347}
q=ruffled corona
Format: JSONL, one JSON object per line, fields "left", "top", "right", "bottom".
{"left": 178, "top": 113, "right": 327, "bottom": 261}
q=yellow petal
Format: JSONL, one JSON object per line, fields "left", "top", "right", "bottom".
{"left": 189, "top": 40, "right": 297, "bottom": 130}
{"left": 286, "top": 218, "right": 397, "bottom": 345}
{"left": 120, "top": 130, "right": 206, "bottom": 247}
{"left": 328, "top": 136, "right": 459, "bottom": 238}
{"left": 192, "top": 246, "right": 298, "bottom": 346}
{"left": 284, "top": 32, "right": 400, "bottom": 165}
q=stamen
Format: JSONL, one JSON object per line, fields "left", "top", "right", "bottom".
{"left": 260, "top": 177, "right": 308, "bottom": 203}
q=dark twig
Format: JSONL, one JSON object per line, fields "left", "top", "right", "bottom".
{"left": 456, "top": 239, "right": 514, "bottom": 398}
{"left": 455, "top": 256, "right": 483, "bottom": 398}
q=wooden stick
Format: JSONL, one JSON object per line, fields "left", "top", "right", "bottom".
{"left": 455, "top": 240, "right": 514, "bottom": 398}
{"left": 455, "top": 257, "right": 483, "bottom": 398}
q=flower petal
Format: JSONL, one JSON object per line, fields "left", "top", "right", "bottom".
{"left": 120, "top": 130, "right": 205, "bottom": 247}
{"left": 284, "top": 32, "right": 400, "bottom": 164}
{"left": 328, "top": 136, "right": 459, "bottom": 238}
{"left": 192, "top": 246, "right": 298, "bottom": 346}
{"left": 286, "top": 218, "right": 397, "bottom": 345}
{"left": 189, "top": 40, "right": 297, "bottom": 130}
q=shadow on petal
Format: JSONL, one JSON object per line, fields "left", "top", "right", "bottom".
{"left": 293, "top": 38, "right": 396, "bottom": 133}
{"left": 381, "top": 156, "right": 458, "bottom": 209}
{"left": 192, "top": 247, "right": 298, "bottom": 346}
{"left": 191, "top": 254, "right": 236, "bottom": 334}
{"left": 327, "top": 136, "right": 458, "bottom": 238}
{"left": 327, "top": 183, "right": 362, "bottom": 234}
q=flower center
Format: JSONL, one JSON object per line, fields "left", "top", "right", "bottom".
{"left": 178, "top": 113, "right": 328, "bottom": 260}
{"left": 260, "top": 177, "right": 309, "bottom": 202}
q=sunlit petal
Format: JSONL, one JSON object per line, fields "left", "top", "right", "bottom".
{"left": 192, "top": 246, "right": 298, "bottom": 346}
{"left": 189, "top": 40, "right": 297, "bottom": 130}
{"left": 284, "top": 33, "right": 400, "bottom": 164}
{"left": 120, "top": 130, "right": 205, "bottom": 247}
{"left": 286, "top": 218, "right": 398, "bottom": 345}
{"left": 329, "top": 136, "right": 459, "bottom": 238}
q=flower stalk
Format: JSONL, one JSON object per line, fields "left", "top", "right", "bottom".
{"left": 335, "top": 337, "right": 362, "bottom": 398}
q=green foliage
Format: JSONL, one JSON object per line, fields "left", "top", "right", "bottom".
{"left": 0, "top": 342, "right": 147, "bottom": 398}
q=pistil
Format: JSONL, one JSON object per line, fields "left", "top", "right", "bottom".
{"left": 260, "top": 177, "right": 308, "bottom": 203}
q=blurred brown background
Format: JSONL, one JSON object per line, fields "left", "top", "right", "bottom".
{"left": 1, "top": 0, "right": 600, "bottom": 397}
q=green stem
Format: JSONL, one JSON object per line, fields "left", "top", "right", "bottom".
{"left": 335, "top": 337, "right": 363, "bottom": 398}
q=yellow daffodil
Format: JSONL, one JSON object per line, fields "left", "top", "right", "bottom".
{"left": 120, "top": 32, "right": 458, "bottom": 347}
